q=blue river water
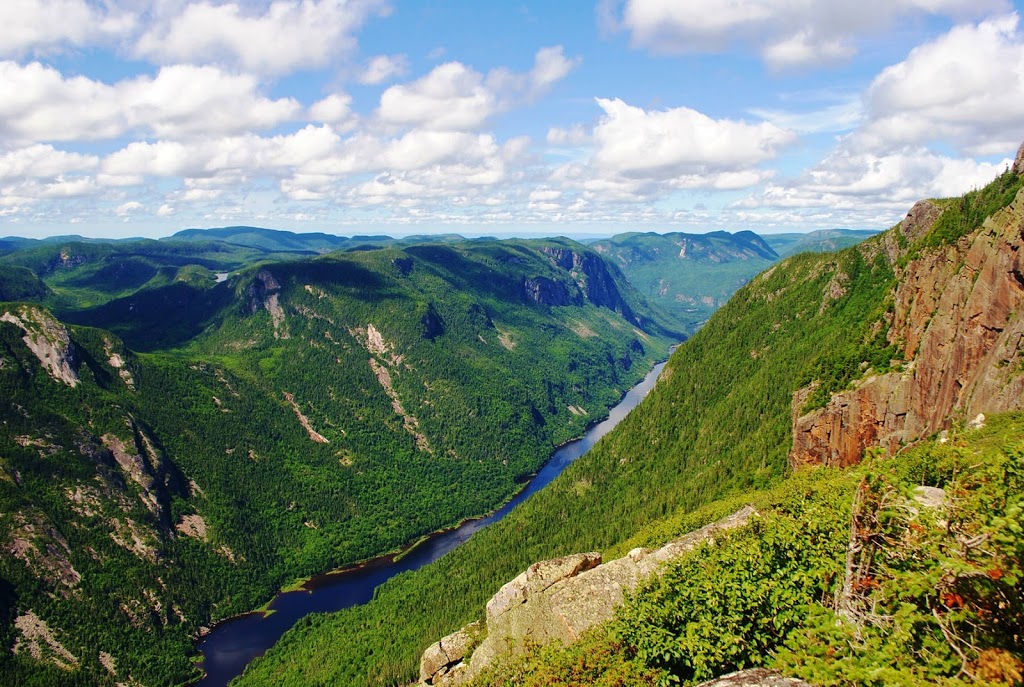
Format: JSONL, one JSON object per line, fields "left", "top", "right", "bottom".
{"left": 194, "top": 359, "right": 667, "bottom": 686}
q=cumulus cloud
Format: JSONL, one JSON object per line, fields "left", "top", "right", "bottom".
{"left": 378, "top": 46, "right": 579, "bottom": 131}
{"left": 134, "top": 0, "right": 389, "bottom": 75}
{"left": 610, "top": 0, "right": 1008, "bottom": 68}
{"left": 357, "top": 54, "right": 408, "bottom": 84}
{"left": 310, "top": 93, "right": 355, "bottom": 127}
{"left": 378, "top": 62, "right": 496, "bottom": 130}
{"left": 590, "top": 98, "right": 793, "bottom": 185}
{"left": 857, "top": 14, "right": 1024, "bottom": 155}
{"left": 0, "top": 62, "right": 300, "bottom": 144}
{"left": 0, "top": 0, "right": 135, "bottom": 56}
{"left": 0, "top": 144, "right": 97, "bottom": 179}
{"left": 733, "top": 145, "right": 1013, "bottom": 228}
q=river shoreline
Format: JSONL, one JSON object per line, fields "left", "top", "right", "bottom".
{"left": 190, "top": 355, "right": 671, "bottom": 686}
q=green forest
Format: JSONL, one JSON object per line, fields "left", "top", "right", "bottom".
{"left": 235, "top": 169, "right": 1023, "bottom": 687}
{"left": 0, "top": 236, "right": 678, "bottom": 685}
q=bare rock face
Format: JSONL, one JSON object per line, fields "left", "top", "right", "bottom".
{"left": 791, "top": 185, "right": 1024, "bottom": 469}
{"left": 420, "top": 506, "right": 757, "bottom": 685}
{"left": 0, "top": 305, "right": 78, "bottom": 387}
{"left": 695, "top": 669, "right": 811, "bottom": 687}
{"left": 419, "top": 622, "right": 482, "bottom": 685}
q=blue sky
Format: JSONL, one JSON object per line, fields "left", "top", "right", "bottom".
{"left": 2, "top": 0, "right": 1024, "bottom": 238}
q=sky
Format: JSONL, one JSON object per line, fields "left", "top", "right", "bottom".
{"left": 2, "top": 0, "right": 1024, "bottom": 239}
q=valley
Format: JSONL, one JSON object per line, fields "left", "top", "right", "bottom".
{"left": 0, "top": 236, "right": 678, "bottom": 685}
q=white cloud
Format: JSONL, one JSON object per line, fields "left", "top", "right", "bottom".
{"left": 0, "top": 144, "right": 97, "bottom": 179}
{"left": 0, "top": 62, "right": 300, "bottom": 144}
{"left": 591, "top": 98, "right": 794, "bottom": 183}
{"left": 529, "top": 46, "right": 580, "bottom": 93}
{"left": 357, "top": 54, "right": 408, "bottom": 84}
{"left": 613, "top": 0, "right": 1008, "bottom": 68}
{"left": 858, "top": 14, "right": 1024, "bottom": 155}
{"left": 378, "top": 62, "right": 496, "bottom": 130}
{"left": 115, "top": 200, "right": 143, "bottom": 217}
{"left": 134, "top": 0, "right": 389, "bottom": 75}
{"left": 734, "top": 145, "right": 1012, "bottom": 227}
{"left": 748, "top": 96, "right": 864, "bottom": 135}
{"left": 310, "top": 93, "right": 355, "bottom": 126}
{"left": 378, "top": 46, "right": 579, "bottom": 131}
{"left": 0, "top": 0, "right": 135, "bottom": 56}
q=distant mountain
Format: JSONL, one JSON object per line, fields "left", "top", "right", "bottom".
{"left": 168, "top": 226, "right": 366, "bottom": 253}
{"left": 590, "top": 229, "right": 879, "bottom": 334}
{"left": 167, "top": 226, "right": 471, "bottom": 254}
{"left": 763, "top": 228, "right": 879, "bottom": 259}
{"left": 590, "top": 230, "right": 780, "bottom": 334}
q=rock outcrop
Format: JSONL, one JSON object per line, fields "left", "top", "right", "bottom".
{"left": 695, "top": 669, "right": 811, "bottom": 687}
{"left": 522, "top": 276, "right": 575, "bottom": 306}
{"left": 540, "top": 246, "right": 638, "bottom": 323}
{"left": 1, "top": 305, "right": 79, "bottom": 387}
{"left": 791, "top": 181, "right": 1024, "bottom": 468}
{"left": 418, "top": 506, "right": 757, "bottom": 685}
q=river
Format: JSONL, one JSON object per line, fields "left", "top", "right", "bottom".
{"left": 194, "top": 359, "right": 667, "bottom": 686}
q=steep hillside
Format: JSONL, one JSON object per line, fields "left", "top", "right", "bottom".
{"left": 0, "top": 238, "right": 677, "bottom": 686}
{"left": 237, "top": 156, "right": 1024, "bottom": 686}
{"left": 590, "top": 231, "right": 779, "bottom": 333}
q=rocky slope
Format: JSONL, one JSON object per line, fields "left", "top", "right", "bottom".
{"left": 790, "top": 149, "right": 1024, "bottom": 468}
{"left": 418, "top": 507, "right": 757, "bottom": 685}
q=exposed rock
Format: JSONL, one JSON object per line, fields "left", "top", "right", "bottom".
{"left": 369, "top": 358, "right": 431, "bottom": 453}
{"left": 791, "top": 186, "right": 1024, "bottom": 469}
{"left": 540, "top": 246, "right": 638, "bottom": 322}
{"left": 176, "top": 514, "right": 208, "bottom": 541}
{"left": 695, "top": 669, "right": 811, "bottom": 687}
{"left": 422, "top": 506, "right": 757, "bottom": 685}
{"left": 419, "top": 622, "right": 482, "bottom": 685}
{"left": 13, "top": 610, "right": 79, "bottom": 670}
{"left": 523, "top": 276, "right": 574, "bottom": 306}
{"left": 1, "top": 305, "right": 79, "bottom": 387}
{"left": 1014, "top": 140, "right": 1024, "bottom": 176}
{"left": 5, "top": 511, "right": 81, "bottom": 594}
{"left": 103, "top": 431, "right": 168, "bottom": 523}
{"left": 898, "top": 199, "right": 943, "bottom": 245}
{"left": 283, "top": 391, "right": 330, "bottom": 443}
{"left": 247, "top": 269, "right": 289, "bottom": 339}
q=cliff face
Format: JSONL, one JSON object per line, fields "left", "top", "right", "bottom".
{"left": 790, "top": 168, "right": 1024, "bottom": 468}
{"left": 538, "top": 245, "right": 638, "bottom": 323}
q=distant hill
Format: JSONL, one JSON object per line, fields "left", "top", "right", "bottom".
{"left": 590, "top": 230, "right": 780, "bottom": 333}
{"left": 763, "top": 228, "right": 879, "bottom": 259}
{"left": 167, "top": 226, "right": 471, "bottom": 254}
{"left": 590, "top": 229, "right": 878, "bottom": 334}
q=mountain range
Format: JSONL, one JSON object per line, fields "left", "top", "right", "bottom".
{"left": 233, "top": 155, "right": 1024, "bottom": 686}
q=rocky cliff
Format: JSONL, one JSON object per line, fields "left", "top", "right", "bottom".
{"left": 417, "top": 506, "right": 757, "bottom": 685}
{"left": 790, "top": 148, "right": 1024, "bottom": 468}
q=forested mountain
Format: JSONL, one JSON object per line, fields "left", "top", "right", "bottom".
{"left": 236, "top": 157, "right": 1024, "bottom": 686}
{"left": 167, "top": 226, "right": 476, "bottom": 254}
{"left": 762, "top": 228, "right": 879, "bottom": 259}
{"left": 0, "top": 237, "right": 679, "bottom": 685}
{"left": 589, "top": 229, "right": 874, "bottom": 334}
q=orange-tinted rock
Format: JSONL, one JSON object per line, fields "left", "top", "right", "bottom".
{"left": 791, "top": 186, "right": 1024, "bottom": 469}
